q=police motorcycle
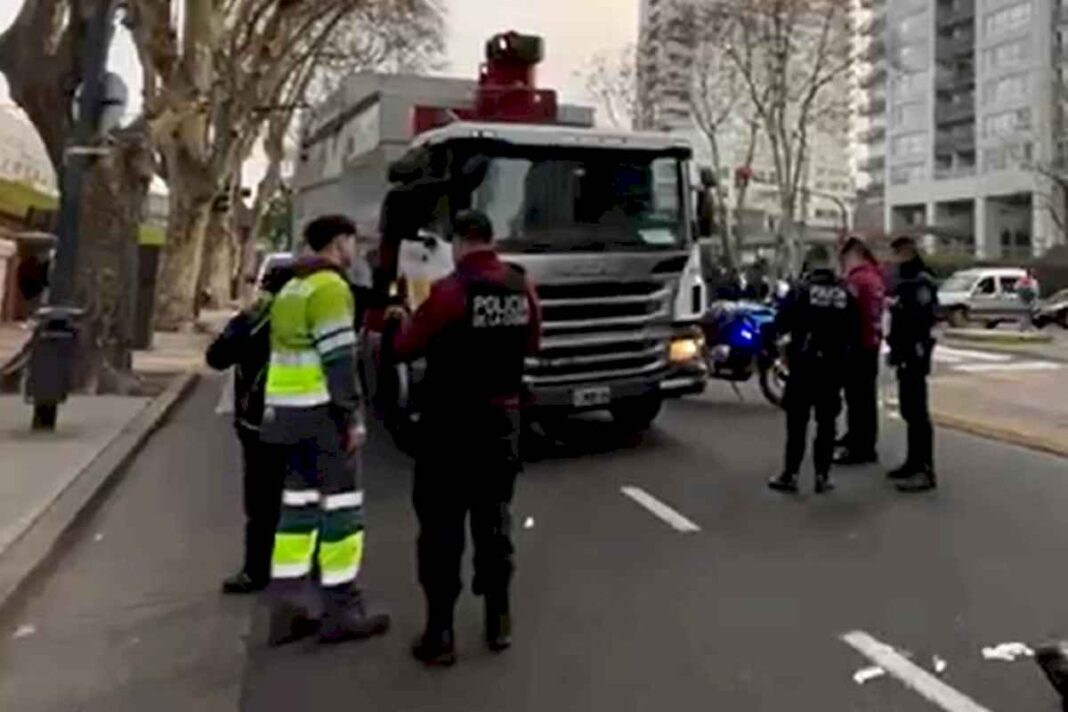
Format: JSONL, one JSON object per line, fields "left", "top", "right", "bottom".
{"left": 700, "top": 290, "right": 788, "bottom": 408}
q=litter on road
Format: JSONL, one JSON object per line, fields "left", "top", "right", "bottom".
{"left": 853, "top": 666, "right": 886, "bottom": 684}
{"left": 981, "top": 642, "right": 1034, "bottom": 661}
{"left": 934, "top": 656, "right": 948, "bottom": 674}
{"left": 12, "top": 624, "right": 35, "bottom": 640}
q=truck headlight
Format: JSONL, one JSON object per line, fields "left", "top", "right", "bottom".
{"left": 669, "top": 337, "right": 702, "bottom": 363}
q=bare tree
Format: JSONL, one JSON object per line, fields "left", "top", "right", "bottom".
{"left": 0, "top": 0, "right": 154, "bottom": 392}
{"left": 722, "top": 0, "right": 853, "bottom": 271}
{"left": 126, "top": 0, "right": 372, "bottom": 330}
{"left": 581, "top": 45, "right": 638, "bottom": 130}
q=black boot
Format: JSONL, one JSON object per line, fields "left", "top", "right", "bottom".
{"left": 267, "top": 599, "right": 321, "bottom": 647}
{"left": 412, "top": 628, "right": 457, "bottom": 666}
{"left": 484, "top": 594, "right": 512, "bottom": 652}
{"left": 1035, "top": 641, "right": 1068, "bottom": 701}
{"left": 815, "top": 472, "right": 835, "bottom": 494}
{"left": 768, "top": 472, "right": 799, "bottom": 494}
{"left": 895, "top": 468, "right": 937, "bottom": 493}
{"left": 222, "top": 571, "right": 268, "bottom": 595}
{"left": 318, "top": 588, "right": 391, "bottom": 644}
{"left": 887, "top": 462, "right": 915, "bottom": 480}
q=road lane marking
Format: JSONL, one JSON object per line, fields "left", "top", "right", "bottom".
{"left": 951, "top": 361, "right": 1062, "bottom": 373}
{"left": 841, "top": 631, "right": 994, "bottom": 712}
{"left": 620, "top": 487, "right": 701, "bottom": 533}
{"left": 935, "top": 346, "right": 1012, "bottom": 363}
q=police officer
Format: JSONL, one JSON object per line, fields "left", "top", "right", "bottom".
{"left": 205, "top": 260, "right": 294, "bottom": 594}
{"left": 769, "top": 244, "right": 858, "bottom": 495}
{"left": 262, "top": 215, "right": 390, "bottom": 645}
{"left": 886, "top": 235, "right": 938, "bottom": 492}
{"left": 391, "top": 209, "right": 541, "bottom": 666}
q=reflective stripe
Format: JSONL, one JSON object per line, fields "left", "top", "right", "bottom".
{"left": 283, "top": 490, "right": 321, "bottom": 507}
{"left": 313, "top": 318, "right": 354, "bottom": 340}
{"left": 272, "top": 562, "right": 313, "bottom": 579}
{"left": 321, "top": 564, "right": 360, "bottom": 587}
{"left": 265, "top": 391, "right": 330, "bottom": 407}
{"left": 323, "top": 491, "right": 363, "bottom": 511}
{"left": 319, "top": 531, "right": 363, "bottom": 585}
{"left": 271, "top": 351, "right": 321, "bottom": 367}
{"left": 316, "top": 330, "right": 356, "bottom": 355}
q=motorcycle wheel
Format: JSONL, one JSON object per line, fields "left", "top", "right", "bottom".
{"left": 759, "top": 359, "right": 788, "bottom": 409}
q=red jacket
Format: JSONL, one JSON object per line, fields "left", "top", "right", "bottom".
{"left": 845, "top": 260, "right": 886, "bottom": 351}
{"left": 394, "top": 250, "right": 542, "bottom": 362}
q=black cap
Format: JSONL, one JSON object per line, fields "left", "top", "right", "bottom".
{"left": 304, "top": 215, "right": 357, "bottom": 252}
{"left": 890, "top": 235, "right": 917, "bottom": 250}
{"left": 453, "top": 209, "right": 494, "bottom": 243}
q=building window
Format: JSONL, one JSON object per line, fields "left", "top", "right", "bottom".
{"left": 983, "top": 1, "right": 1032, "bottom": 38}
{"left": 892, "top": 71, "right": 928, "bottom": 99}
{"left": 892, "top": 101, "right": 926, "bottom": 127}
{"left": 982, "top": 107, "right": 1031, "bottom": 137}
{"left": 890, "top": 163, "right": 926, "bottom": 185}
{"left": 982, "top": 39, "right": 1029, "bottom": 70}
{"left": 983, "top": 72, "right": 1029, "bottom": 105}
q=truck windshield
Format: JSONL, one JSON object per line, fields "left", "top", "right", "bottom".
{"left": 468, "top": 151, "right": 686, "bottom": 253}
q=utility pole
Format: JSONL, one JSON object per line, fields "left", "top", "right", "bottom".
{"left": 26, "top": 0, "right": 118, "bottom": 430}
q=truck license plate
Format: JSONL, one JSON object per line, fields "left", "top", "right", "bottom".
{"left": 572, "top": 386, "right": 611, "bottom": 408}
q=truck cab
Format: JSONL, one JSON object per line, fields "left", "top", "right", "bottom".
{"left": 365, "top": 121, "right": 707, "bottom": 439}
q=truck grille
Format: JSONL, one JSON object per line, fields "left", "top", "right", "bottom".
{"left": 525, "top": 281, "right": 673, "bottom": 386}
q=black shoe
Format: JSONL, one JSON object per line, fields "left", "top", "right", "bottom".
{"left": 319, "top": 593, "right": 391, "bottom": 644}
{"left": 221, "top": 571, "right": 268, "bottom": 595}
{"left": 1035, "top": 641, "right": 1068, "bottom": 699}
{"left": 412, "top": 629, "right": 457, "bottom": 666}
{"left": 768, "top": 473, "right": 799, "bottom": 494}
{"left": 895, "top": 469, "right": 937, "bottom": 493}
{"left": 485, "top": 600, "right": 512, "bottom": 653}
{"left": 267, "top": 601, "right": 322, "bottom": 647}
{"left": 815, "top": 473, "right": 835, "bottom": 494}
{"left": 833, "top": 449, "right": 878, "bottom": 466}
{"left": 887, "top": 463, "right": 915, "bottom": 480}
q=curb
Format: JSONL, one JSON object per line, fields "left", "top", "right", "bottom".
{"left": 943, "top": 328, "right": 1053, "bottom": 345}
{"left": 0, "top": 371, "right": 199, "bottom": 617}
{"left": 932, "top": 409, "right": 1068, "bottom": 460}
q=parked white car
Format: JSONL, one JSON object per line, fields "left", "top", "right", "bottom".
{"left": 937, "top": 267, "right": 1030, "bottom": 328}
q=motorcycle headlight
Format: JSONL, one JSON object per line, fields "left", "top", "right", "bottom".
{"left": 670, "top": 337, "right": 702, "bottom": 363}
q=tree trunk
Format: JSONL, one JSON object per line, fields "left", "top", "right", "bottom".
{"left": 199, "top": 207, "right": 235, "bottom": 309}
{"left": 71, "top": 133, "right": 152, "bottom": 393}
{"left": 155, "top": 191, "right": 211, "bottom": 331}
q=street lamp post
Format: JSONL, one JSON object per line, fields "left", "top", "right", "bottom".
{"left": 25, "top": 0, "right": 119, "bottom": 430}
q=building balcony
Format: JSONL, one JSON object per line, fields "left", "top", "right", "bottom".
{"left": 860, "top": 14, "right": 887, "bottom": 37}
{"left": 860, "top": 94, "right": 887, "bottom": 117}
{"left": 860, "top": 66, "right": 888, "bottom": 89}
{"left": 863, "top": 39, "right": 887, "bottom": 63}
{"left": 936, "top": 126, "right": 976, "bottom": 152}
{"left": 935, "top": 100, "right": 975, "bottom": 124}
{"left": 935, "top": 34, "right": 975, "bottom": 62}
{"left": 934, "top": 164, "right": 977, "bottom": 180}
{"left": 935, "top": 69, "right": 975, "bottom": 92}
{"left": 860, "top": 124, "right": 887, "bottom": 144}
{"left": 1056, "top": 5, "right": 1068, "bottom": 24}
{"left": 860, "top": 155, "right": 886, "bottom": 173}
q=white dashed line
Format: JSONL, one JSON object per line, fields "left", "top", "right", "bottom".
{"left": 952, "top": 361, "right": 1062, "bottom": 373}
{"left": 842, "top": 631, "right": 994, "bottom": 712}
{"left": 620, "top": 487, "right": 701, "bottom": 533}
{"left": 935, "top": 346, "right": 1012, "bottom": 363}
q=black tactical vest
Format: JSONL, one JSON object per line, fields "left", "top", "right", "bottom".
{"left": 793, "top": 271, "right": 853, "bottom": 366}
{"left": 424, "top": 264, "right": 532, "bottom": 416}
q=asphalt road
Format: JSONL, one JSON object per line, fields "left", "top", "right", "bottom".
{"left": 2, "top": 375, "right": 1067, "bottom": 711}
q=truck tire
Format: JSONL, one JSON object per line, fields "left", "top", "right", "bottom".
{"left": 610, "top": 397, "right": 662, "bottom": 433}
{"left": 948, "top": 307, "right": 969, "bottom": 328}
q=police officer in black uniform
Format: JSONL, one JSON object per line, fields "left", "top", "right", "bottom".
{"left": 886, "top": 236, "right": 938, "bottom": 492}
{"left": 391, "top": 210, "right": 542, "bottom": 666}
{"left": 769, "top": 244, "right": 858, "bottom": 495}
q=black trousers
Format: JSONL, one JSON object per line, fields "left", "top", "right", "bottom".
{"left": 412, "top": 410, "right": 520, "bottom": 631}
{"left": 843, "top": 347, "right": 880, "bottom": 456}
{"left": 237, "top": 426, "right": 286, "bottom": 583}
{"left": 784, "top": 371, "right": 843, "bottom": 477}
{"left": 897, "top": 364, "right": 933, "bottom": 470}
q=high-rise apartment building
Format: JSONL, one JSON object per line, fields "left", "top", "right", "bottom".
{"left": 871, "top": 0, "right": 1068, "bottom": 258}
{"left": 637, "top": 0, "right": 856, "bottom": 254}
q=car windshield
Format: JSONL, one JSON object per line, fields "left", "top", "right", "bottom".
{"left": 466, "top": 149, "right": 686, "bottom": 253}
{"left": 941, "top": 272, "right": 978, "bottom": 292}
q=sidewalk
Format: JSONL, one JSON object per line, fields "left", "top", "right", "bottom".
{"left": 0, "top": 323, "right": 31, "bottom": 367}
{"left": 0, "top": 328, "right": 212, "bottom": 612}
{"left": 931, "top": 369, "right": 1068, "bottom": 459}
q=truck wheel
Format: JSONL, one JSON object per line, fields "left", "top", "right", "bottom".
{"left": 610, "top": 397, "right": 663, "bottom": 433}
{"left": 948, "top": 307, "right": 969, "bottom": 328}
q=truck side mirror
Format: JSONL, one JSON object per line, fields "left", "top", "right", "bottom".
{"left": 696, "top": 190, "right": 715, "bottom": 238}
{"left": 700, "top": 167, "right": 717, "bottom": 189}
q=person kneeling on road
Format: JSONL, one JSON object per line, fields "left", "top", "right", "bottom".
{"left": 769, "top": 244, "right": 859, "bottom": 495}
{"left": 206, "top": 260, "right": 294, "bottom": 594}
{"left": 261, "top": 215, "right": 390, "bottom": 646}
{"left": 389, "top": 209, "right": 541, "bottom": 666}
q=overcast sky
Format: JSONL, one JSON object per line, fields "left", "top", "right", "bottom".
{"left": 1, "top": 0, "right": 638, "bottom": 122}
